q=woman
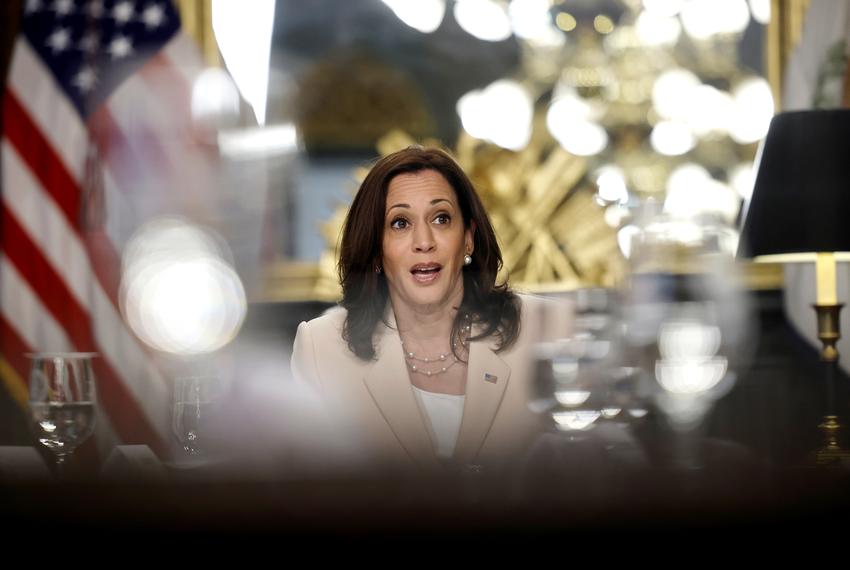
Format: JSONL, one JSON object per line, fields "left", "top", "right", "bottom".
{"left": 291, "top": 146, "right": 566, "bottom": 475}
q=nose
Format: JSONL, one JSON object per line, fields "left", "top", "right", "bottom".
{"left": 413, "top": 223, "right": 435, "bottom": 253}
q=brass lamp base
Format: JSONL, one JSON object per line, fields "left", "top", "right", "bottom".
{"left": 814, "top": 415, "right": 850, "bottom": 466}
{"left": 813, "top": 304, "right": 843, "bottom": 362}
{"left": 812, "top": 304, "right": 849, "bottom": 467}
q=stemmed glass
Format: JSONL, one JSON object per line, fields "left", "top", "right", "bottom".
{"left": 530, "top": 290, "right": 617, "bottom": 436}
{"left": 27, "top": 352, "right": 98, "bottom": 477}
{"left": 172, "top": 375, "right": 222, "bottom": 459}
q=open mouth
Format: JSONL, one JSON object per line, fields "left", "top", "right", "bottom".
{"left": 410, "top": 263, "right": 442, "bottom": 283}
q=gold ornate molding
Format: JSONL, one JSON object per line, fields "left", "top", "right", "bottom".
{"left": 767, "top": 0, "right": 812, "bottom": 109}
{"left": 174, "top": 0, "right": 221, "bottom": 67}
{"left": 260, "top": 260, "right": 332, "bottom": 302}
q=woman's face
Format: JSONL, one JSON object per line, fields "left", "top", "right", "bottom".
{"left": 381, "top": 169, "right": 474, "bottom": 313}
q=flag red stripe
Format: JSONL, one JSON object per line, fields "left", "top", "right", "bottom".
{"left": 87, "top": 102, "right": 173, "bottom": 188}
{"left": 1, "top": 207, "right": 90, "bottom": 346}
{"left": 90, "top": 357, "right": 168, "bottom": 455}
{"left": 82, "top": 231, "right": 123, "bottom": 312}
{"left": 2, "top": 91, "right": 81, "bottom": 230}
{"left": 1, "top": 206, "right": 166, "bottom": 453}
{"left": 5, "top": 92, "right": 125, "bottom": 312}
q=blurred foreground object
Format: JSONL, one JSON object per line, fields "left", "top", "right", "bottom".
{"left": 738, "top": 109, "right": 850, "bottom": 466}
{"left": 620, "top": 200, "right": 754, "bottom": 470}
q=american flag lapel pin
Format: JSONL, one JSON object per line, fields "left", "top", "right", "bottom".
{"left": 483, "top": 373, "right": 498, "bottom": 384}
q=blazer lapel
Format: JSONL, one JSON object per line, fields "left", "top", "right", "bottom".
{"left": 453, "top": 338, "right": 511, "bottom": 464}
{"left": 362, "top": 317, "right": 442, "bottom": 470}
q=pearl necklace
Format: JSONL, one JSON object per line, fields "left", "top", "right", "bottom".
{"left": 405, "top": 355, "right": 460, "bottom": 377}
{"left": 401, "top": 319, "right": 472, "bottom": 377}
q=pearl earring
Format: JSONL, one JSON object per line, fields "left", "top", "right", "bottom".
{"left": 463, "top": 254, "right": 472, "bottom": 266}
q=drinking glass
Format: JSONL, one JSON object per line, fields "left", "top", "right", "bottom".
{"left": 27, "top": 352, "right": 98, "bottom": 475}
{"left": 530, "top": 290, "right": 619, "bottom": 436}
{"left": 172, "top": 375, "right": 221, "bottom": 457}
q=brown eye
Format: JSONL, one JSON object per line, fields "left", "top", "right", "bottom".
{"left": 434, "top": 213, "right": 451, "bottom": 225}
{"left": 390, "top": 217, "right": 409, "bottom": 230}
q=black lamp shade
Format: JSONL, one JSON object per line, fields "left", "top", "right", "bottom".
{"left": 738, "top": 109, "right": 850, "bottom": 259}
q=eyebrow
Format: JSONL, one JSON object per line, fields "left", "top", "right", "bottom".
{"left": 387, "top": 198, "right": 453, "bottom": 213}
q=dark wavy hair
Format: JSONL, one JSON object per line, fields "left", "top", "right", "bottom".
{"left": 338, "top": 146, "right": 520, "bottom": 361}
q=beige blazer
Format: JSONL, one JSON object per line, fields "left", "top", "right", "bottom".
{"left": 291, "top": 294, "right": 571, "bottom": 475}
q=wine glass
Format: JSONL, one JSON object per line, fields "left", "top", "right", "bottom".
{"left": 27, "top": 352, "right": 98, "bottom": 476}
{"left": 530, "top": 289, "right": 618, "bottom": 437}
{"left": 172, "top": 375, "right": 222, "bottom": 459}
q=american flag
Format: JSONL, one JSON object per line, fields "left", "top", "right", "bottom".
{"left": 1, "top": 0, "right": 218, "bottom": 456}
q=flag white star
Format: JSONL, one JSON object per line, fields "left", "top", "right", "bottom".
{"left": 72, "top": 65, "right": 98, "bottom": 93}
{"left": 108, "top": 35, "right": 133, "bottom": 59}
{"left": 52, "top": 0, "right": 74, "bottom": 16}
{"left": 46, "top": 27, "right": 72, "bottom": 53}
{"left": 79, "top": 32, "right": 99, "bottom": 54}
{"left": 25, "top": 0, "right": 43, "bottom": 14}
{"left": 113, "top": 0, "right": 135, "bottom": 24}
{"left": 87, "top": 0, "right": 104, "bottom": 18}
{"left": 141, "top": 3, "right": 166, "bottom": 28}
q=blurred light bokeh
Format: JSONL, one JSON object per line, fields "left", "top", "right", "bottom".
{"left": 120, "top": 217, "right": 247, "bottom": 356}
{"left": 382, "top": 0, "right": 447, "bottom": 33}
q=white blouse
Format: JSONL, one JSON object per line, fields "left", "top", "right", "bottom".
{"left": 411, "top": 386, "right": 465, "bottom": 459}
